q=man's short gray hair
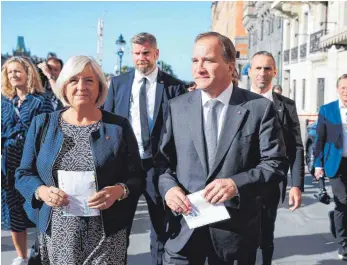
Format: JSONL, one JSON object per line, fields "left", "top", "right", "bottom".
{"left": 251, "top": 51, "right": 276, "bottom": 69}
{"left": 55, "top": 55, "right": 107, "bottom": 107}
{"left": 131, "top": 32, "right": 157, "bottom": 49}
{"left": 195, "top": 32, "right": 236, "bottom": 64}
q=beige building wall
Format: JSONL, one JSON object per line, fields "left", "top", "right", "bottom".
{"left": 212, "top": 1, "right": 247, "bottom": 42}
{"left": 212, "top": 1, "right": 249, "bottom": 88}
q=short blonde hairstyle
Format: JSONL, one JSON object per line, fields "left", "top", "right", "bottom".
{"left": 1, "top": 56, "right": 44, "bottom": 99}
{"left": 55, "top": 56, "right": 107, "bottom": 107}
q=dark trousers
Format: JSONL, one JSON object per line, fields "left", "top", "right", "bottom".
{"left": 259, "top": 185, "right": 281, "bottom": 265}
{"left": 330, "top": 158, "right": 347, "bottom": 247}
{"left": 142, "top": 158, "right": 167, "bottom": 265}
{"left": 163, "top": 227, "right": 256, "bottom": 265}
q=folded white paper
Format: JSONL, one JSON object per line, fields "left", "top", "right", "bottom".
{"left": 183, "top": 190, "right": 230, "bottom": 229}
{"left": 57, "top": 170, "right": 100, "bottom": 217}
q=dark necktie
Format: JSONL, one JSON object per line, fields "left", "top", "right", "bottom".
{"left": 139, "top": 77, "right": 150, "bottom": 152}
{"left": 205, "top": 100, "right": 220, "bottom": 172}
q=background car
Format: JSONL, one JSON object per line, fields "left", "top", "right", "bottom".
{"left": 305, "top": 121, "right": 317, "bottom": 174}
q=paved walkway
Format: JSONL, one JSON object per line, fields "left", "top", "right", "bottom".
{"left": 2, "top": 175, "right": 346, "bottom": 265}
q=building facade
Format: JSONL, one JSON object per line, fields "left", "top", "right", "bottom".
{"left": 271, "top": 1, "right": 347, "bottom": 115}
{"left": 320, "top": 1, "right": 347, "bottom": 103}
{"left": 212, "top": 1, "right": 248, "bottom": 88}
{"left": 271, "top": 1, "right": 347, "bottom": 140}
{"left": 243, "top": 1, "right": 284, "bottom": 90}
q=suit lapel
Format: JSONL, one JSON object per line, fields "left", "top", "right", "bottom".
{"left": 186, "top": 90, "right": 208, "bottom": 177}
{"left": 272, "top": 92, "right": 284, "bottom": 124}
{"left": 207, "top": 87, "right": 247, "bottom": 180}
{"left": 152, "top": 70, "right": 165, "bottom": 133}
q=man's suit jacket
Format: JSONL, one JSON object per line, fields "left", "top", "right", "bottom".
{"left": 314, "top": 100, "right": 344, "bottom": 178}
{"left": 158, "top": 87, "right": 289, "bottom": 261}
{"left": 272, "top": 92, "right": 305, "bottom": 200}
{"left": 103, "top": 69, "right": 186, "bottom": 165}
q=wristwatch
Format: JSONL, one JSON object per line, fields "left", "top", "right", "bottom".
{"left": 48, "top": 75, "right": 56, "bottom": 80}
{"left": 116, "top": 183, "right": 129, "bottom": 201}
{"left": 34, "top": 186, "right": 43, "bottom": 201}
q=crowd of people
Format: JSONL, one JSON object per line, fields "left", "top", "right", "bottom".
{"left": 1, "top": 31, "right": 346, "bottom": 265}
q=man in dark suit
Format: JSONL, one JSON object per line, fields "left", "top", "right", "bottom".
{"left": 249, "top": 51, "right": 304, "bottom": 265}
{"left": 104, "top": 32, "right": 185, "bottom": 265}
{"left": 158, "top": 32, "right": 288, "bottom": 265}
{"left": 314, "top": 74, "right": 347, "bottom": 261}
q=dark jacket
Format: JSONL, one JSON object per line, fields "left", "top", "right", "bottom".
{"left": 272, "top": 92, "right": 305, "bottom": 199}
{"left": 103, "top": 69, "right": 186, "bottom": 165}
{"left": 158, "top": 88, "right": 288, "bottom": 260}
{"left": 15, "top": 109, "right": 146, "bottom": 236}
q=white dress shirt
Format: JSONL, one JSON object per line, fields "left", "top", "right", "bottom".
{"left": 250, "top": 87, "right": 273, "bottom": 102}
{"left": 201, "top": 82, "right": 233, "bottom": 143}
{"left": 129, "top": 67, "right": 158, "bottom": 159}
{"left": 201, "top": 82, "right": 239, "bottom": 196}
{"left": 339, "top": 99, "right": 347, "bottom": 157}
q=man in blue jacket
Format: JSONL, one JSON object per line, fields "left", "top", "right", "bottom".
{"left": 314, "top": 74, "right": 347, "bottom": 261}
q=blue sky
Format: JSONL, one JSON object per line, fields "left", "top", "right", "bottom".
{"left": 1, "top": 1, "right": 212, "bottom": 81}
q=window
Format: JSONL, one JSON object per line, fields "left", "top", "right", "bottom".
{"left": 278, "top": 17, "right": 282, "bottom": 28}
{"left": 293, "top": 79, "right": 296, "bottom": 101}
{"left": 277, "top": 52, "right": 282, "bottom": 83}
{"left": 271, "top": 18, "right": 274, "bottom": 33}
{"left": 260, "top": 20, "right": 264, "bottom": 41}
{"left": 302, "top": 79, "right": 306, "bottom": 110}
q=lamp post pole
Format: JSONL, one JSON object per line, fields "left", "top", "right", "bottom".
{"left": 116, "top": 34, "right": 126, "bottom": 75}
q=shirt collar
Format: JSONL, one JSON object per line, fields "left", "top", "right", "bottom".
{"left": 13, "top": 93, "right": 32, "bottom": 103}
{"left": 250, "top": 86, "right": 273, "bottom": 102}
{"left": 201, "top": 81, "right": 233, "bottom": 107}
{"left": 339, "top": 99, "right": 347, "bottom": 109}
{"left": 134, "top": 66, "right": 158, "bottom": 85}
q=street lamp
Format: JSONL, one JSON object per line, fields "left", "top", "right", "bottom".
{"left": 116, "top": 34, "right": 126, "bottom": 74}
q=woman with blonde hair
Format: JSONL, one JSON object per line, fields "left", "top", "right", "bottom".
{"left": 1, "top": 56, "right": 54, "bottom": 265}
{"left": 15, "top": 55, "right": 145, "bottom": 265}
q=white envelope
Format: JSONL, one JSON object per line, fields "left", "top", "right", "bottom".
{"left": 183, "top": 190, "right": 230, "bottom": 229}
{"left": 57, "top": 170, "right": 100, "bottom": 217}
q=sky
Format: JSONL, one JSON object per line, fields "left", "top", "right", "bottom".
{"left": 1, "top": 1, "right": 212, "bottom": 81}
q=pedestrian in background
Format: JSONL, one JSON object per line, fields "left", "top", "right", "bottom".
{"left": 314, "top": 74, "right": 347, "bottom": 261}
{"left": 186, "top": 81, "right": 196, "bottom": 92}
{"left": 37, "top": 55, "right": 64, "bottom": 110}
{"left": 249, "top": 51, "right": 304, "bottom": 265}
{"left": 15, "top": 55, "right": 146, "bottom": 265}
{"left": 272, "top": 84, "right": 283, "bottom": 95}
{"left": 1, "top": 56, "right": 54, "bottom": 265}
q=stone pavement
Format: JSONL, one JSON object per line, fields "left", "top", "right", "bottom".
{"left": 2, "top": 175, "right": 346, "bottom": 265}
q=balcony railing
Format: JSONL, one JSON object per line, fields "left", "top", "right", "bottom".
{"left": 310, "top": 30, "right": 324, "bottom": 53}
{"left": 300, "top": 43, "right": 307, "bottom": 58}
{"left": 284, "top": 49, "right": 290, "bottom": 63}
{"left": 291, "top": 47, "right": 298, "bottom": 61}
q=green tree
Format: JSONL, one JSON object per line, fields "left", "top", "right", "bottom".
{"left": 121, "top": 65, "right": 134, "bottom": 73}
{"left": 157, "top": 60, "right": 177, "bottom": 78}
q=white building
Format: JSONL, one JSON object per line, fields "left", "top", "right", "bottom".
{"left": 320, "top": 1, "right": 347, "bottom": 102}
{"left": 271, "top": 1, "right": 347, "bottom": 120}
